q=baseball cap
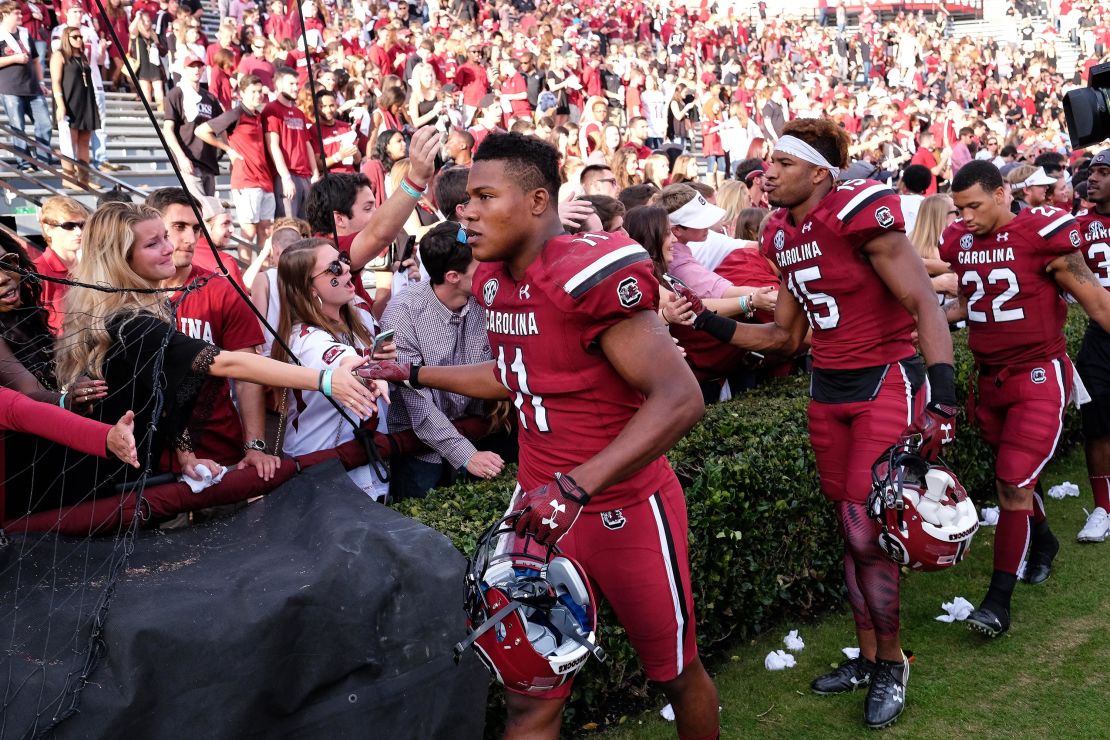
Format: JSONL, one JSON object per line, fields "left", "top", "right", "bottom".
{"left": 1091, "top": 149, "right": 1110, "bottom": 168}
{"left": 181, "top": 53, "right": 205, "bottom": 67}
{"left": 199, "top": 196, "right": 226, "bottom": 221}
{"left": 1019, "top": 167, "right": 1057, "bottom": 188}
{"left": 668, "top": 192, "right": 726, "bottom": 229}
{"left": 743, "top": 162, "right": 767, "bottom": 184}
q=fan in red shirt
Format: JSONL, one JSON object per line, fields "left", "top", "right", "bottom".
{"left": 311, "top": 89, "right": 360, "bottom": 174}
{"left": 146, "top": 188, "right": 274, "bottom": 481}
{"left": 33, "top": 197, "right": 89, "bottom": 335}
{"left": 360, "top": 133, "right": 720, "bottom": 739}
{"left": 264, "top": 67, "right": 320, "bottom": 220}
{"left": 941, "top": 160, "right": 1110, "bottom": 637}
{"left": 687, "top": 119, "right": 955, "bottom": 730}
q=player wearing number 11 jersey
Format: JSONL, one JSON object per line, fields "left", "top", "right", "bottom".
{"left": 940, "top": 161, "right": 1110, "bottom": 638}
{"left": 360, "top": 133, "right": 720, "bottom": 740}
{"left": 691, "top": 119, "right": 957, "bottom": 730}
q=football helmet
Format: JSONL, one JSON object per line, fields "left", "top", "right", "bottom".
{"left": 454, "top": 516, "right": 606, "bottom": 694}
{"left": 868, "top": 440, "right": 979, "bottom": 571}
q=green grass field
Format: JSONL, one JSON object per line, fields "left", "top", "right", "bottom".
{"left": 600, "top": 447, "right": 1110, "bottom": 739}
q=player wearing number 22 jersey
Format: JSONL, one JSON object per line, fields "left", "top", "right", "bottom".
{"left": 940, "top": 160, "right": 1110, "bottom": 639}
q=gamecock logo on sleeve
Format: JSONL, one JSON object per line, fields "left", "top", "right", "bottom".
{"left": 617, "top": 277, "right": 642, "bottom": 308}
{"left": 875, "top": 206, "right": 895, "bottom": 229}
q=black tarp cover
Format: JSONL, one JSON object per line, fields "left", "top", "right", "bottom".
{"left": 0, "top": 461, "right": 489, "bottom": 739}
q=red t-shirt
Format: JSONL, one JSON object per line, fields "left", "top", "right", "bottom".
{"left": 761, "top": 180, "right": 914, "bottom": 371}
{"left": 910, "top": 147, "right": 938, "bottom": 195}
{"left": 207, "top": 106, "right": 275, "bottom": 191}
{"left": 500, "top": 73, "right": 532, "bottom": 120}
{"left": 205, "top": 42, "right": 241, "bottom": 71}
{"left": 939, "top": 206, "right": 1080, "bottom": 367}
{"left": 173, "top": 266, "right": 265, "bottom": 465}
{"left": 455, "top": 62, "right": 489, "bottom": 107}
{"left": 472, "top": 231, "right": 673, "bottom": 511}
{"left": 237, "top": 54, "right": 275, "bottom": 90}
{"left": 263, "top": 100, "right": 313, "bottom": 178}
{"left": 193, "top": 236, "right": 246, "bottom": 290}
{"left": 314, "top": 119, "right": 358, "bottom": 174}
{"left": 32, "top": 248, "right": 69, "bottom": 335}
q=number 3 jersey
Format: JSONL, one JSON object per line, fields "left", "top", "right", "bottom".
{"left": 939, "top": 206, "right": 1081, "bottom": 367}
{"left": 1077, "top": 208, "right": 1110, "bottom": 340}
{"left": 472, "top": 231, "right": 671, "bottom": 512}
{"left": 760, "top": 179, "right": 915, "bottom": 371}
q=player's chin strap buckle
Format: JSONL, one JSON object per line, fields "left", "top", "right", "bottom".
{"left": 453, "top": 598, "right": 523, "bottom": 663}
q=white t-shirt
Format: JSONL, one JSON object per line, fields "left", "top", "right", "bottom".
{"left": 900, "top": 194, "right": 924, "bottom": 235}
{"left": 283, "top": 303, "right": 389, "bottom": 500}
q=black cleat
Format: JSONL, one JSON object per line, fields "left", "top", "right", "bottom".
{"left": 1021, "top": 533, "right": 1060, "bottom": 585}
{"left": 811, "top": 656, "right": 875, "bottom": 695}
{"left": 966, "top": 604, "right": 1010, "bottom": 637}
{"left": 864, "top": 656, "right": 909, "bottom": 729}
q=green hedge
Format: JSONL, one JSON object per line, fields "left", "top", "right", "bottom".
{"left": 396, "top": 308, "right": 1090, "bottom": 732}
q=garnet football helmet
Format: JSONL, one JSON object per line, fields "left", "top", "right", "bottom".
{"left": 868, "top": 439, "right": 979, "bottom": 572}
{"left": 454, "top": 516, "right": 606, "bottom": 694}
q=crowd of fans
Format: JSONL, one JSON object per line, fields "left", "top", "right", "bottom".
{"left": 0, "top": 0, "right": 1107, "bottom": 518}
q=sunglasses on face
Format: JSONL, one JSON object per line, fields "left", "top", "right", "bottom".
{"left": 46, "top": 220, "right": 85, "bottom": 231}
{"left": 312, "top": 251, "right": 352, "bottom": 279}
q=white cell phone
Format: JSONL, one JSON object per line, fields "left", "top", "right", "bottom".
{"left": 371, "top": 329, "right": 395, "bottom": 356}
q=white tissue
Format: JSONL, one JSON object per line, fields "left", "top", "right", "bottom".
{"left": 842, "top": 647, "right": 861, "bottom": 660}
{"left": 660, "top": 703, "right": 675, "bottom": 721}
{"left": 979, "top": 506, "right": 1000, "bottom": 526}
{"left": 783, "top": 629, "right": 805, "bottom": 651}
{"left": 180, "top": 463, "right": 226, "bottom": 493}
{"left": 1047, "top": 482, "right": 1080, "bottom": 499}
{"left": 935, "top": 596, "right": 975, "bottom": 623}
{"left": 764, "top": 649, "right": 796, "bottom": 670}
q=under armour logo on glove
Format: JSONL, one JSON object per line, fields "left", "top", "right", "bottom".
{"left": 354, "top": 360, "right": 419, "bottom": 388}
{"left": 513, "top": 474, "right": 591, "bottom": 546}
{"left": 911, "top": 402, "right": 959, "bottom": 462}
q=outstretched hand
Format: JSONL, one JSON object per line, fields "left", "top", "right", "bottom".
{"left": 408, "top": 126, "right": 440, "bottom": 185}
{"left": 106, "top": 410, "right": 139, "bottom": 468}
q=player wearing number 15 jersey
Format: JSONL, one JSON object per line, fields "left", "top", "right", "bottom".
{"left": 1075, "top": 148, "right": 1110, "bottom": 543}
{"left": 940, "top": 161, "right": 1110, "bottom": 638}
{"left": 360, "top": 133, "right": 720, "bottom": 740}
{"left": 689, "top": 119, "right": 956, "bottom": 730}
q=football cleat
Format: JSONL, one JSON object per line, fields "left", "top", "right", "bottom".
{"left": 966, "top": 604, "right": 1010, "bottom": 638}
{"left": 1021, "top": 530, "right": 1060, "bottom": 585}
{"left": 1077, "top": 507, "right": 1110, "bottom": 543}
{"left": 811, "top": 656, "right": 875, "bottom": 695}
{"left": 863, "top": 656, "right": 909, "bottom": 729}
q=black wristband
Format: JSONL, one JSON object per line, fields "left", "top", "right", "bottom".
{"left": 693, "top": 312, "right": 738, "bottom": 344}
{"left": 926, "top": 362, "right": 957, "bottom": 406}
{"left": 407, "top": 363, "right": 423, "bottom": 390}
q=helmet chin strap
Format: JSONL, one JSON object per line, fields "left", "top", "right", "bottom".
{"left": 453, "top": 599, "right": 523, "bottom": 662}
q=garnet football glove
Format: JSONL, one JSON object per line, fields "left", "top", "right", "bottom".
{"left": 672, "top": 282, "right": 706, "bottom": 318}
{"left": 914, "top": 401, "right": 958, "bottom": 463}
{"left": 354, "top": 360, "right": 421, "bottom": 388}
{"left": 512, "top": 473, "right": 591, "bottom": 546}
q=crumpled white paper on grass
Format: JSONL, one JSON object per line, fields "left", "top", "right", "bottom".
{"left": 764, "top": 649, "right": 796, "bottom": 670}
{"left": 783, "top": 629, "right": 805, "bottom": 651}
{"left": 979, "top": 506, "right": 1000, "bottom": 526}
{"left": 1047, "top": 481, "right": 1080, "bottom": 499}
{"left": 935, "top": 596, "right": 975, "bottom": 623}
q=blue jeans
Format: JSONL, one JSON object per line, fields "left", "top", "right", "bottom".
{"left": 0, "top": 94, "right": 53, "bottom": 163}
{"left": 389, "top": 456, "right": 446, "bottom": 502}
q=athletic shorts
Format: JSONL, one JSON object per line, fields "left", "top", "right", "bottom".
{"left": 505, "top": 474, "right": 698, "bottom": 699}
{"left": 232, "top": 187, "right": 276, "bottom": 225}
{"left": 1076, "top": 329, "right": 1110, "bottom": 439}
{"left": 808, "top": 361, "right": 925, "bottom": 503}
{"left": 975, "top": 356, "right": 1072, "bottom": 489}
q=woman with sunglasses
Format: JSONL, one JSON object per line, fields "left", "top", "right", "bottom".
{"left": 271, "top": 238, "right": 394, "bottom": 500}
{"left": 49, "top": 203, "right": 378, "bottom": 514}
{"left": 49, "top": 28, "right": 98, "bottom": 189}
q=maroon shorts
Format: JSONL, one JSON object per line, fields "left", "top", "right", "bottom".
{"left": 808, "top": 363, "right": 924, "bottom": 503}
{"left": 507, "top": 474, "right": 697, "bottom": 699}
{"left": 976, "top": 356, "right": 1072, "bottom": 489}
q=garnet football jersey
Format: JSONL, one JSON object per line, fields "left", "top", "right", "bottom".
{"left": 473, "top": 231, "right": 672, "bottom": 512}
{"left": 1077, "top": 208, "right": 1110, "bottom": 340}
{"left": 939, "top": 206, "right": 1081, "bottom": 367}
{"left": 175, "top": 266, "right": 266, "bottom": 465}
{"left": 760, "top": 179, "right": 915, "bottom": 370}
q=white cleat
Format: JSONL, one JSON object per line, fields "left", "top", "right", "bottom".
{"left": 1077, "top": 507, "right": 1110, "bottom": 543}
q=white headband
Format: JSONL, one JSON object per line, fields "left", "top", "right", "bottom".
{"left": 773, "top": 135, "right": 841, "bottom": 180}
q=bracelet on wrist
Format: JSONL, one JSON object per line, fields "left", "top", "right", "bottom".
{"left": 399, "top": 179, "right": 423, "bottom": 199}
{"left": 58, "top": 390, "right": 68, "bottom": 409}
{"left": 320, "top": 368, "right": 335, "bottom": 397}
{"left": 402, "top": 174, "right": 427, "bottom": 193}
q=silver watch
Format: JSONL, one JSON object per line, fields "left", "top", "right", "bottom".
{"left": 244, "top": 439, "right": 267, "bottom": 453}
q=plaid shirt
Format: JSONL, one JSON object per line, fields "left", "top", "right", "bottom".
{"left": 380, "top": 280, "right": 490, "bottom": 468}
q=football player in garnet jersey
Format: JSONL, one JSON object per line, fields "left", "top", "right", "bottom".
{"left": 941, "top": 161, "right": 1110, "bottom": 636}
{"left": 1075, "top": 149, "right": 1110, "bottom": 543}
{"left": 360, "top": 133, "right": 720, "bottom": 740}
{"left": 685, "top": 118, "right": 957, "bottom": 729}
